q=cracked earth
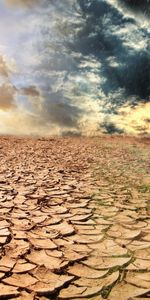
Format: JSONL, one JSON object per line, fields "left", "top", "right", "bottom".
{"left": 0, "top": 136, "right": 149, "bottom": 300}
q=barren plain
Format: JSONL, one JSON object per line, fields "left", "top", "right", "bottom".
{"left": 0, "top": 136, "right": 149, "bottom": 300}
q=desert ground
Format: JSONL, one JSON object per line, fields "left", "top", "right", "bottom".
{"left": 0, "top": 135, "right": 149, "bottom": 300}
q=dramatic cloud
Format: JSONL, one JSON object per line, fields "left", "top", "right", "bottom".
{"left": 21, "top": 86, "right": 40, "bottom": 97}
{"left": 0, "top": 56, "right": 9, "bottom": 78}
{"left": 0, "top": 55, "right": 15, "bottom": 79}
{"left": 5, "top": 0, "right": 38, "bottom": 7}
{"left": 0, "top": 0, "right": 149, "bottom": 136}
{"left": 0, "top": 84, "right": 16, "bottom": 110}
{"left": 118, "top": 0, "right": 150, "bottom": 17}
{"left": 110, "top": 102, "right": 150, "bottom": 135}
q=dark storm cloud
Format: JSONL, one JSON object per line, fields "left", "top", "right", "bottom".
{"left": 73, "top": 0, "right": 150, "bottom": 105}
{"left": 42, "top": 98, "right": 82, "bottom": 128}
{"left": 119, "top": 0, "right": 150, "bottom": 16}
{"left": 101, "top": 121, "right": 124, "bottom": 134}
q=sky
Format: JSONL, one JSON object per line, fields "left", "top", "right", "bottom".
{"left": 0, "top": 0, "right": 149, "bottom": 136}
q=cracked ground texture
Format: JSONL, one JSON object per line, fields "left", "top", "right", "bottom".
{"left": 0, "top": 136, "right": 149, "bottom": 300}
